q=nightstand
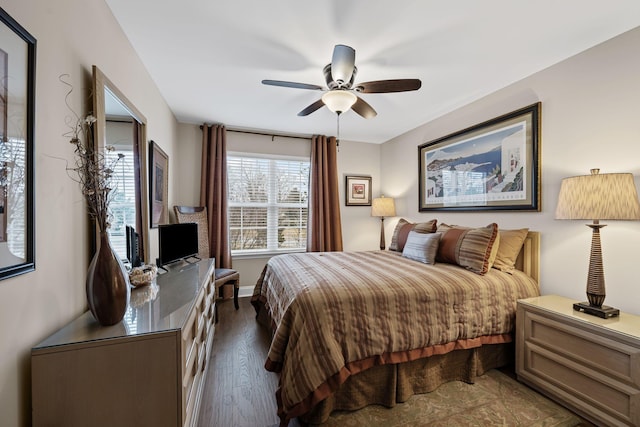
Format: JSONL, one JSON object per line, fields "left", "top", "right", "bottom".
{"left": 516, "top": 295, "right": 640, "bottom": 427}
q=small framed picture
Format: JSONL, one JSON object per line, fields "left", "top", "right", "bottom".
{"left": 345, "top": 175, "right": 372, "bottom": 206}
{"left": 149, "top": 140, "right": 169, "bottom": 227}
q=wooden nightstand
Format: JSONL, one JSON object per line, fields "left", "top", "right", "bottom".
{"left": 516, "top": 295, "right": 640, "bottom": 427}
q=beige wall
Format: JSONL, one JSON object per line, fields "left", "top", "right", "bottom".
{"left": 174, "top": 123, "right": 203, "bottom": 211}
{"left": 382, "top": 26, "right": 640, "bottom": 315}
{"left": 336, "top": 139, "right": 382, "bottom": 251}
{"left": 0, "top": 0, "right": 180, "bottom": 425}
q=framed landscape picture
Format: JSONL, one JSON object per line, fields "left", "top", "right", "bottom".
{"left": 345, "top": 175, "right": 372, "bottom": 206}
{"left": 418, "top": 103, "right": 541, "bottom": 212}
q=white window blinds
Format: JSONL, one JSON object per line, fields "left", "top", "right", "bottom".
{"left": 227, "top": 154, "right": 309, "bottom": 254}
{"left": 2, "top": 137, "right": 26, "bottom": 258}
{"left": 106, "top": 146, "right": 136, "bottom": 260}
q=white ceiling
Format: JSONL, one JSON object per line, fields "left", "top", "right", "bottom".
{"left": 105, "top": 0, "right": 640, "bottom": 144}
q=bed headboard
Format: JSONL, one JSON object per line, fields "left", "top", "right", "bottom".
{"left": 514, "top": 231, "right": 540, "bottom": 284}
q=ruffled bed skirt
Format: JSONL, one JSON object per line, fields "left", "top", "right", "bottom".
{"left": 300, "top": 342, "right": 512, "bottom": 424}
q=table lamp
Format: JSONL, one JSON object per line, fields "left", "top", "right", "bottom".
{"left": 555, "top": 169, "right": 640, "bottom": 318}
{"left": 371, "top": 196, "right": 396, "bottom": 250}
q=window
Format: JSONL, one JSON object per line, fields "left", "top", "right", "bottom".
{"left": 1, "top": 137, "right": 26, "bottom": 258}
{"left": 106, "top": 145, "right": 137, "bottom": 260}
{"left": 227, "top": 154, "right": 309, "bottom": 255}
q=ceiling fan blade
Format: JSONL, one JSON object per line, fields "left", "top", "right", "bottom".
{"left": 297, "top": 99, "right": 325, "bottom": 116}
{"left": 262, "top": 80, "right": 324, "bottom": 91}
{"left": 331, "top": 44, "right": 356, "bottom": 85}
{"left": 352, "top": 96, "right": 377, "bottom": 119}
{"left": 355, "top": 79, "right": 422, "bottom": 93}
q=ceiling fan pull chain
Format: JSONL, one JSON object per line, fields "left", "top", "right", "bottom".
{"left": 336, "top": 112, "right": 341, "bottom": 151}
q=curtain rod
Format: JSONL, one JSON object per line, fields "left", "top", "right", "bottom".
{"left": 199, "top": 125, "right": 312, "bottom": 141}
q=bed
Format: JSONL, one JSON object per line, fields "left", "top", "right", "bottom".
{"left": 251, "top": 225, "right": 540, "bottom": 426}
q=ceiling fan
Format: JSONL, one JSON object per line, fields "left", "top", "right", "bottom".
{"left": 262, "top": 44, "right": 421, "bottom": 119}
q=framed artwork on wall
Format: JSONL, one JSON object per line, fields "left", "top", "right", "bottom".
{"left": 149, "top": 140, "right": 169, "bottom": 227}
{"left": 418, "top": 102, "right": 541, "bottom": 212}
{"left": 0, "top": 7, "right": 36, "bottom": 280}
{"left": 345, "top": 175, "right": 372, "bottom": 206}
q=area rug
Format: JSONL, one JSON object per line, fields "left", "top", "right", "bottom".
{"left": 316, "top": 369, "right": 582, "bottom": 426}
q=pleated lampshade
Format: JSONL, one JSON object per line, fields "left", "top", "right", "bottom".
{"left": 555, "top": 169, "right": 640, "bottom": 221}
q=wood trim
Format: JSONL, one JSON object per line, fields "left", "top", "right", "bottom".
{"left": 515, "top": 231, "right": 540, "bottom": 284}
{"left": 92, "top": 65, "right": 150, "bottom": 264}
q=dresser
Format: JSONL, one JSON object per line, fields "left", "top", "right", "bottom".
{"left": 31, "top": 258, "right": 217, "bottom": 427}
{"left": 516, "top": 295, "right": 640, "bottom": 426}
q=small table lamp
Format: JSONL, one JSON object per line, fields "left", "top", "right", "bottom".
{"left": 371, "top": 196, "right": 396, "bottom": 250}
{"left": 555, "top": 169, "right": 640, "bottom": 318}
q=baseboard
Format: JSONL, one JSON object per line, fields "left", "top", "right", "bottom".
{"left": 238, "top": 285, "right": 253, "bottom": 298}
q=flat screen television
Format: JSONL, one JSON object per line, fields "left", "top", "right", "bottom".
{"left": 125, "top": 225, "right": 141, "bottom": 267}
{"left": 158, "top": 222, "right": 199, "bottom": 266}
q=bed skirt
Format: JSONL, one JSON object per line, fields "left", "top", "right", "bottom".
{"left": 299, "top": 342, "right": 512, "bottom": 424}
{"left": 255, "top": 301, "right": 513, "bottom": 425}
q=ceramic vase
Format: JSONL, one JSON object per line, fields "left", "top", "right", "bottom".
{"left": 86, "top": 231, "right": 131, "bottom": 326}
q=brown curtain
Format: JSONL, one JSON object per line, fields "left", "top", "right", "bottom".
{"left": 307, "top": 135, "right": 343, "bottom": 252}
{"left": 200, "top": 124, "right": 232, "bottom": 269}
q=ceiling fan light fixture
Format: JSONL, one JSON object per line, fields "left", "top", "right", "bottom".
{"left": 322, "top": 90, "right": 357, "bottom": 114}
{"left": 264, "top": 44, "right": 420, "bottom": 119}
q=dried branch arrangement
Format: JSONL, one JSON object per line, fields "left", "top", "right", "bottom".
{"left": 60, "top": 74, "right": 124, "bottom": 231}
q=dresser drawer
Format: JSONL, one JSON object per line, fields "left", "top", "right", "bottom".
{"left": 524, "top": 310, "right": 640, "bottom": 386}
{"left": 184, "top": 364, "right": 202, "bottom": 427}
{"left": 183, "top": 339, "right": 199, "bottom": 401}
{"left": 204, "top": 292, "right": 215, "bottom": 322}
{"left": 182, "top": 305, "right": 198, "bottom": 367}
{"left": 523, "top": 340, "right": 639, "bottom": 423}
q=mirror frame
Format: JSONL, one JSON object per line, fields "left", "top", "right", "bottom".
{"left": 92, "top": 65, "right": 150, "bottom": 265}
{"left": 0, "top": 8, "right": 35, "bottom": 280}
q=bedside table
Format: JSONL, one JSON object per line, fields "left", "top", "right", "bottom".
{"left": 516, "top": 295, "right": 640, "bottom": 427}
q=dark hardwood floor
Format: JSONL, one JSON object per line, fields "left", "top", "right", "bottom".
{"left": 197, "top": 297, "right": 300, "bottom": 427}
{"left": 197, "top": 298, "right": 594, "bottom": 427}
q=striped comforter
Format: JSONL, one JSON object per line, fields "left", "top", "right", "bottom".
{"left": 251, "top": 250, "right": 539, "bottom": 424}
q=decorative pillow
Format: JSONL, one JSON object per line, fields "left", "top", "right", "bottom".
{"left": 488, "top": 232, "right": 500, "bottom": 268}
{"left": 435, "top": 223, "right": 499, "bottom": 275}
{"left": 493, "top": 228, "right": 529, "bottom": 273}
{"left": 402, "top": 231, "right": 441, "bottom": 264}
{"left": 389, "top": 218, "right": 437, "bottom": 252}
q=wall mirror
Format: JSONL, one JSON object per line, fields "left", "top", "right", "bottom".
{"left": 0, "top": 8, "right": 35, "bottom": 280}
{"left": 92, "top": 65, "right": 150, "bottom": 265}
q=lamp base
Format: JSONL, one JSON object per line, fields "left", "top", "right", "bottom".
{"left": 573, "top": 301, "right": 620, "bottom": 319}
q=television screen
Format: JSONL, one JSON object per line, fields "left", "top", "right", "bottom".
{"left": 158, "top": 223, "right": 199, "bottom": 266}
